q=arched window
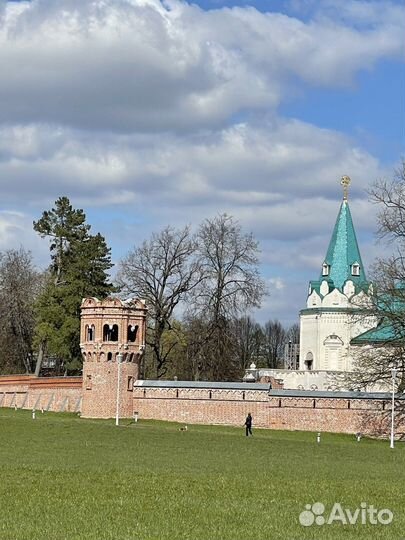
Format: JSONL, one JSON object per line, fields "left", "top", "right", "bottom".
{"left": 304, "top": 352, "right": 313, "bottom": 371}
{"left": 323, "top": 334, "right": 344, "bottom": 371}
{"left": 103, "top": 324, "right": 119, "bottom": 342}
{"left": 322, "top": 263, "right": 330, "bottom": 276}
{"left": 87, "top": 324, "right": 95, "bottom": 342}
{"left": 127, "top": 325, "right": 139, "bottom": 343}
{"left": 107, "top": 352, "right": 113, "bottom": 361}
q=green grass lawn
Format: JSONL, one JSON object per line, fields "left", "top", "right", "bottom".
{"left": 0, "top": 410, "right": 404, "bottom": 540}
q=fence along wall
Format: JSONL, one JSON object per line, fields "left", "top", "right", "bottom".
{"left": 133, "top": 382, "right": 404, "bottom": 438}
{"left": 0, "top": 376, "right": 82, "bottom": 413}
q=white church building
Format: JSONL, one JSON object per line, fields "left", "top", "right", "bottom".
{"left": 247, "top": 176, "right": 377, "bottom": 390}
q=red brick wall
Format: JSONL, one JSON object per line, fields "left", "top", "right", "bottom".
{"left": 1, "top": 376, "right": 401, "bottom": 438}
{"left": 133, "top": 387, "right": 400, "bottom": 437}
{"left": 81, "top": 361, "right": 137, "bottom": 418}
{"left": 0, "top": 376, "right": 82, "bottom": 413}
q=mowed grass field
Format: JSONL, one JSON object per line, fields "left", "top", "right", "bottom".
{"left": 0, "top": 410, "right": 404, "bottom": 540}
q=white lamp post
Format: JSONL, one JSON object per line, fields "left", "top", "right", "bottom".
{"left": 116, "top": 352, "right": 123, "bottom": 426}
{"left": 390, "top": 367, "right": 397, "bottom": 449}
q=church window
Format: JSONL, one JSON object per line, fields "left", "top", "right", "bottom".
{"left": 304, "top": 352, "right": 313, "bottom": 371}
{"left": 322, "top": 263, "right": 330, "bottom": 276}
{"left": 351, "top": 263, "right": 360, "bottom": 276}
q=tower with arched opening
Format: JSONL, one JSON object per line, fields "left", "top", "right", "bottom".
{"left": 80, "top": 297, "right": 147, "bottom": 418}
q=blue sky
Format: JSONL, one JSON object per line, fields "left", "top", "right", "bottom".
{"left": 0, "top": 0, "right": 404, "bottom": 324}
{"left": 280, "top": 61, "right": 404, "bottom": 164}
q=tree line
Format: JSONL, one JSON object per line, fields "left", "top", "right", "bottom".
{"left": 0, "top": 198, "right": 297, "bottom": 380}
{"left": 2, "top": 162, "right": 405, "bottom": 384}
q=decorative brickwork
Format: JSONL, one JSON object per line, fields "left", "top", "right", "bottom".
{"left": 80, "top": 297, "right": 147, "bottom": 418}
{"left": 133, "top": 385, "right": 405, "bottom": 438}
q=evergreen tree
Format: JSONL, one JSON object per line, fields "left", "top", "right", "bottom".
{"left": 33, "top": 197, "right": 114, "bottom": 374}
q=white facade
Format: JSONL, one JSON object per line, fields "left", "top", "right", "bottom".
{"left": 299, "top": 282, "right": 376, "bottom": 372}
{"left": 243, "top": 180, "right": 380, "bottom": 391}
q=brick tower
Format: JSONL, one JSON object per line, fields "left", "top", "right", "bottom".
{"left": 80, "top": 297, "right": 147, "bottom": 418}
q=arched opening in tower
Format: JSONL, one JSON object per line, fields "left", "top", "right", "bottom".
{"left": 103, "top": 324, "right": 119, "bottom": 342}
{"left": 127, "top": 325, "right": 138, "bottom": 343}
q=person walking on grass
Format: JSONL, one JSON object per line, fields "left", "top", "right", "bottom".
{"left": 245, "top": 413, "right": 253, "bottom": 436}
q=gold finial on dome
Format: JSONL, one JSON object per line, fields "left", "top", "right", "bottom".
{"left": 341, "top": 175, "right": 351, "bottom": 201}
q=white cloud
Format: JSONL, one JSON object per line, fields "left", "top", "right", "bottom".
{"left": 0, "top": 118, "right": 386, "bottom": 214}
{"left": 0, "top": 117, "right": 387, "bottom": 330}
{"left": 269, "top": 277, "right": 285, "bottom": 291}
{"left": 0, "top": 210, "right": 47, "bottom": 262}
{"left": 0, "top": 0, "right": 403, "bottom": 132}
{"left": 0, "top": 0, "right": 402, "bottom": 323}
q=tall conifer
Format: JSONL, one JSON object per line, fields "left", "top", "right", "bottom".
{"left": 33, "top": 197, "right": 114, "bottom": 374}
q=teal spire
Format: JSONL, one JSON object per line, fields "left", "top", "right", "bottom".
{"left": 320, "top": 199, "right": 367, "bottom": 290}
{"left": 308, "top": 177, "right": 370, "bottom": 298}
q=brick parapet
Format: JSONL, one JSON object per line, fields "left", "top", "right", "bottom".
{"left": 0, "top": 376, "right": 82, "bottom": 413}
{"left": 133, "top": 386, "right": 404, "bottom": 437}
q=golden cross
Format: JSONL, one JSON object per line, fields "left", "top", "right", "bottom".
{"left": 341, "top": 175, "right": 351, "bottom": 200}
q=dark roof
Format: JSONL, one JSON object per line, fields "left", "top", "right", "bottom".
{"left": 135, "top": 380, "right": 270, "bottom": 391}
{"left": 267, "top": 389, "right": 402, "bottom": 400}
{"left": 135, "top": 380, "right": 403, "bottom": 400}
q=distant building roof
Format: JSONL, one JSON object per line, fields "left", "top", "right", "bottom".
{"left": 135, "top": 380, "right": 403, "bottom": 400}
{"left": 351, "top": 320, "right": 405, "bottom": 345}
{"left": 135, "top": 380, "right": 270, "bottom": 391}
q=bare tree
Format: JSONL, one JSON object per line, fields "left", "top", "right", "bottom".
{"left": 351, "top": 162, "right": 405, "bottom": 389}
{"left": 260, "top": 320, "right": 287, "bottom": 369}
{"left": 369, "top": 162, "right": 405, "bottom": 241}
{"left": 230, "top": 316, "right": 262, "bottom": 375}
{"left": 286, "top": 323, "right": 300, "bottom": 345}
{"left": 0, "top": 248, "right": 43, "bottom": 374}
{"left": 190, "top": 214, "right": 267, "bottom": 380}
{"left": 117, "top": 226, "right": 201, "bottom": 378}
